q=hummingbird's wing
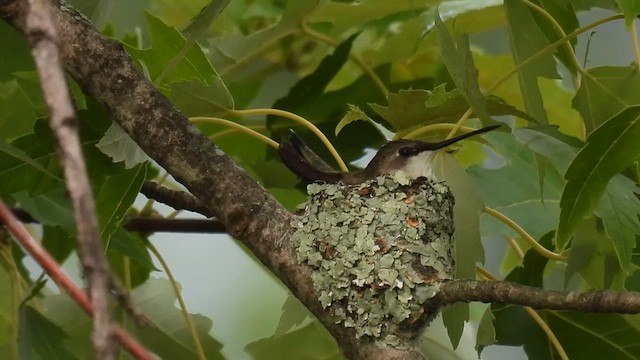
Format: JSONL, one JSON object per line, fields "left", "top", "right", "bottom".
{"left": 278, "top": 130, "right": 344, "bottom": 184}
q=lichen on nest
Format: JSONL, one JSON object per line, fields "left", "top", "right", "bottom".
{"left": 291, "top": 171, "right": 455, "bottom": 347}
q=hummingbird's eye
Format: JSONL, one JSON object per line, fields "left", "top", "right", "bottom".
{"left": 398, "top": 147, "right": 415, "bottom": 157}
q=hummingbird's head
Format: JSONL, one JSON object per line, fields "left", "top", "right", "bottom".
{"left": 363, "top": 124, "right": 501, "bottom": 180}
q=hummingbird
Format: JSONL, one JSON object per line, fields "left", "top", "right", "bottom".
{"left": 278, "top": 125, "right": 501, "bottom": 185}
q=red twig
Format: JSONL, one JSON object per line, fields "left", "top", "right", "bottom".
{"left": 0, "top": 199, "right": 154, "bottom": 360}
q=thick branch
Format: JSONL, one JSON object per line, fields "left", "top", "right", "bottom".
{"left": 433, "top": 280, "right": 640, "bottom": 313}
{"left": 19, "top": 0, "right": 115, "bottom": 357}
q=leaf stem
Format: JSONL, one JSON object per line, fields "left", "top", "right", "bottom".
{"left": 631, "top": 21, "right": 640, "bottom": 66}
{"left": 484, "top": 207, "right": 567, "bottom": 261}
{"left": 520, "top": 0, "right": 586, "bottom": 78}
{"left": 146, "top": 240, "right": 207, "bottom": 360}
{"left": 299, "top": 22, "right": 389, "bottom": 97}
{"left": 190, "top": 116, "right": 279, "bottom": 149}
{"left": 229, "top": 108, "right": 349, "bottom": 171}
{"left": 504, "top": 236, "right": 526, "bottom": 260}
{"left": 445, "top": 13, "right": 625, "bottom": 139}
{"left": 475, "top": 265, "right": 569, "bottom": 360}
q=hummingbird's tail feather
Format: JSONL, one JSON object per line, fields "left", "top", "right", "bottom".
{"left": 278, "top": 130, "right": 344, "bottom": 184}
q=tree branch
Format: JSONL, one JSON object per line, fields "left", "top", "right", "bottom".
{"left": 433, "top": 279, "right": 640, "bottom": 313}
{"left": 18, "top": 0, "right": 115, "bottom": 357}
{"left": 140, "top": 181, "right": 212, "bottom": 217}
{"left": 10, "top": 207, "right": 227, "bottom": 233}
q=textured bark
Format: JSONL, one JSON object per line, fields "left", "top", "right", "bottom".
{"left": 433, "top": 279, "right": 640, "bottom": 313}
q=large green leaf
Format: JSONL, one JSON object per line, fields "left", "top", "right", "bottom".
{"left": 573, "top": 66, "right": 640, "bottom": 133}
{"left": 567, "top": 216, "right": 626, "bottom": 290}
{"left": 208, "top": 0, "right": 323, "bottom": 75}
{"left": 616, "top": 0, "right": 640, "bottom": 26}
{"left": 434, "top": 10, "right": 492, "bottom": 126}
{"left": 432, "top": 153, "right": 484, "bottom": 347}
{"left": 533, "top": 1, "right": 580, "bottom": 74}
{"left": 97, "top": 163, "right": 148, "bottom": 247}
{"left": 368, "top": 87, "right": 535, "bottom": 138}
{"left": 515, "top": 127, "right": 640, "bottom": 279}
{"left": 504, "top": 0, "right": 560, "bottom": 123}
{"left": 557, "top": 106, "right": 640, "bottom": 250}
{"left": 246, "top": 321, "right": 341, "bottom": 360}
{"left": 0, "top": 81, "right": 38, "bottom": 141}
{"left": 127, "top": 12, "right": 216, "bottom": 85}
{"left": 132, "top": 278, "right": 224, "bottom": 359}
{"left": 95, "top": 123, "right": 149, "bottom": 169}
{"left": 468, "top": 132, "right": 564, "bottom": 240}
{"left": 18, "top": 305, "right": 77, "bottom": 360}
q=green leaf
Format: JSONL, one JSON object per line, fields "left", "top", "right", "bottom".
{"left": 168, "top": 77, "right": 234, "bottom": 116}
{"left": 0, "top": 81, "right": 38, "bottom": 140}
{"left": 132, "top": 278, "right": 224, "bottom": 359}
{"left": 434, "top": 10, "right": 492, "bottom": 126}
{"left": 246, "top": 321, "right": 341, "bottom": 360}
{"left": 432, "top": 153, "right": 483, "bottom": 347}
{"left": 107, "top": 229, "right": 155, "bottom": 288}
{"left": 514, "top": 126, "right": 640, "bottom": 277}
{"left": 504, "top": 0, "right": 561, "bottom": 123}
{"left": 18, "top": 305, "right": 77, "bottom": 360}
{"left": 616, "top": 0, "right": 640, "bottom": 26}
{"left": 208, "top": 0, "right": 323, "bottom": 74}
{"left": 96, "top": 123, "right": 149, "bottom": 169}
{"left": 567, "top": 216, "right": 626, "bottom": 290}
{"left": 573, "top": 65, "right": 640, "bottom": 132}
{"left": 0, "top": 121, "right": 62, "bottom": 197}
{"left": 274, "top": 295, "right": 310, "bottom": 336}
{"left": 126, "top": 12, "right": 217, "bottom": 86}
{"left": 12, "top": 190, "right": 75, "bottom": 233}
{"left": 270, "top": 33, "right": 358, "bottom": 120}
{"left": 0, "top": 139, "right": 61, "bottom": 184}
{"left": 369, "top": 87, "right": 535, "bottom": 137}
{"left": 335, "top": 104, "right": 374, "bottom": 136}
{"left": 96, "top": 163, "right": 148, "bottom": 246}
{"left": 557, "top": 106, "right": 640, "bottom": 250}
{"left": 469, "top": 132, "right": 564, "bottom": 240}
{"left": 533, "top": 1, "right": 580, "bottom": 74}
{"left": 182, "top": 0, "right": 232, "bottom": 39}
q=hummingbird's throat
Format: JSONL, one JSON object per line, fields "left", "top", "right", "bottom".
{"left": 398, "top": 151, "right": 438, "bottom": 180}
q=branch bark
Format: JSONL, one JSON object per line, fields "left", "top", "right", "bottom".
{"left": 17, "top": 0, "right": 115, "bottom": 357}
{"left": 434, "top": 280, "right": 640, "bottom": 313}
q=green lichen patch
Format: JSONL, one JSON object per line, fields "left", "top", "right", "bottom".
{"left": 291, "top": 172, "right": 455, "bottom": 347}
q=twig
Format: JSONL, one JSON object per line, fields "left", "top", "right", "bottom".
{"left": 432, "top": 279, "right": 640, "bottom": 313}
{"left": 9, "top": 208, "right": 227, "bottom": 234}
{"left": 141, "top": 182, "right": 212, "bottom": 217}
{"left": 0, "top": 200, "right": 154, "bottom": 360}
{"left": 20, "top": 0, "right": 115, "bottom": 357}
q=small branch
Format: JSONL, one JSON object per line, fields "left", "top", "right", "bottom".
{"left": 433, "top": 279, "right": 640, "bottom": 313}
{"left": 10, "top": 208, "right": 227, "bottom": 234}
{"left": 0, "top": 199, "right": 154, "bottom": 360}
{"left": 141, "top": 182, "right": 212, "bottom": 217}
{"left": 20, "top": 0, "right": 116, "bottom": 358}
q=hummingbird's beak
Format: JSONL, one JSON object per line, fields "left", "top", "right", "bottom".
{"left": 417, "top": 124, "right": 501, "bottom": 152}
